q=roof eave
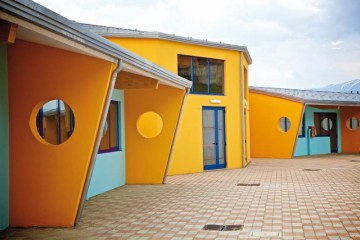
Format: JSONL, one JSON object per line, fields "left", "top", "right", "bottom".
{"left": 0, "top": 0, "right": 191, "bottom": 89}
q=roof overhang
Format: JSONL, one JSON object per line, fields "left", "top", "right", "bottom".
{"left": 81, "top": 23, "right": 252, "bottom": 65}
{"left": 0, "top": 0, "right": 192, "bottom": 89}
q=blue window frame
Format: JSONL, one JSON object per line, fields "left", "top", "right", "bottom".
{"left": 99, "top": 101, "right": 121, "bottom": 153}
{"left": 298, "top": 113, "right": 305, "bottom": 137}
{"left": 178, "top": 55, "right": 224, "bottom": 95}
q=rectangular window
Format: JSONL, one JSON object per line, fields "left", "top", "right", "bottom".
{"left": 178, "top": 55, "right": 224, "bottom": 95}
{"left": 298, "top": 113, "right": 305, "bottom": 137}
{"left": 99, "top": 101, "right": 120, "bottom": 153}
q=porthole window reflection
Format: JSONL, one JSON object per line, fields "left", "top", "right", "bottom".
{"left": 36, "top": 99, "right": 75, "bottom": 145}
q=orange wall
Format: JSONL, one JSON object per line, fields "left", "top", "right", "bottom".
{"left": 249, "top": 92, "right": 304, "bottom": 158}
{"left": 8, "top": 40, "right": 114, "bottom": 226}
{"left": 341, "top": 106, "right": 360, "bottom": 153}
{"left": 124, "top": 84, "right": 185, "bottom": 184}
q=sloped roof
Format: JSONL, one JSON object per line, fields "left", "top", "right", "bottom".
{"left": 250, "top": 86, "right": 360, "bottom": 106}
{"left": 0, "top": 0, "right": 191, "bottom": 89}
{"left": 79, "top": 23, "right": 252, "bottom": 65}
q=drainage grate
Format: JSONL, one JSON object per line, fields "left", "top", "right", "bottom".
{"left": 350, "top": 160, "right": 360, "bottom": 162}
{"left": 303, "top": 169, "right": 320, "bottom": 171}
{"left": 237, "top": 183, "right": 260, "bottom": 186}
{"left": 202, "top": 224, "right": 243, "bottom": 231}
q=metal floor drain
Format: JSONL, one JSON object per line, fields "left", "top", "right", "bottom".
{"left": 202, "top": 224, "right": 243, "bottom": 231}
{"left": 350, "top": 160, "right": 360, "bottom": 162}
{"left": 303, "top": 169, "right": 320, "bottom": 171}
{"left": 237, "top": 183, "right": 260, "bottom": 186}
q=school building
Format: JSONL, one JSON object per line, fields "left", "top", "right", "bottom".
{"left": 250, "top": 87, "right": 360, "bottom": 158}
{"left": 81, "top": 23, "right": 252, "bottom": 176}
{"left": 0, "top": 0, "right": 192, "bottom": 228}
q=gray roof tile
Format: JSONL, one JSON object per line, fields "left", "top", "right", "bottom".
{"left": 250, "top": 86, "right": 360, "bottom": 106}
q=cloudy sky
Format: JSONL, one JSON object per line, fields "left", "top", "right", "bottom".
{"left": 34, "top": 0, "right": 360, "bottom": 89}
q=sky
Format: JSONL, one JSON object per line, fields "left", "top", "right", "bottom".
{"left": 34, "top": 0, "right": 360, "bottom": 89}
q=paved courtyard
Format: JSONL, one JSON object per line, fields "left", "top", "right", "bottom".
{"left": 1, "top": 154, "right": 360, "bottom": 239}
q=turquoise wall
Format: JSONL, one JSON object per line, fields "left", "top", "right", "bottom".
{"left": 0, "top": 45, "right": 9, "bottom": 230}
{"left": 87, "top": 89, "right": 125, "bottom": 199}
{"left": 294, "top": 106, "right": 341, "bottom": 157}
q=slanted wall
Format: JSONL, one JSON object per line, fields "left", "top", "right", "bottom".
{"left": 8, "top": 40, "right": 115, "bottom": 226}
{"left": 249, "top": 92, "right": 303, "bottom": 158}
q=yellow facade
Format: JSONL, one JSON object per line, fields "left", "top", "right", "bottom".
{"left": 108, "top": 37, "right": 250, "bottom": 175}
{"left": 249, "top": 92, "right": 304, "bottom": 158}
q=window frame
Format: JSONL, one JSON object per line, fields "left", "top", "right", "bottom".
{"left": 314, "top": 112, "right": 333, "bottom": 137}
{"left": 178, "top": 54, "right": 224, "bottom": 95}
{"left": 98, "top": 100, "right": 121, "bottom": 154}
{"left": 298, "top": 113, "right": 305, "bottom": 138}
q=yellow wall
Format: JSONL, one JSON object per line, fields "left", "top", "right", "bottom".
{"left": 249, "top": 92, "right": 304, "bottom": 158}
{"left": 123, "top": 84, "right": 185, "bottom": 183}
{"left": 109, "top": 38, "right": 250, "bottom": 175}
{"left": 8, "top": 40, "right": 114, "bottom": 226}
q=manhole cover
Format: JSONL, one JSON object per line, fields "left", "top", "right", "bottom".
{"left": 303, "top": 169, "right": 320, "bottom": 171}
{"left": 237, "top": 183, "right": 260, "bottom": 186}
{"left": 203, "top": 224, "right": 243, "bottom": 231}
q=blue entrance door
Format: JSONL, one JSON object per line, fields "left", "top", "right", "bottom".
{"left": 202, "top": 107, "right": 226, "bottom": 170}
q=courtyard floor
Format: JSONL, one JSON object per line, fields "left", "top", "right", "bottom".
{"left": 1, "top": 154, "right": 360, "bottom": 239}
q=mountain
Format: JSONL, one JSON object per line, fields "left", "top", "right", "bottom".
{"left": 312, "top": 79, "right": 360, "bottom": 93}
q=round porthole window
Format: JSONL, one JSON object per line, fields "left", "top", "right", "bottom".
{"left": 279, "top": 117, "right": 291, "bottom": 132}
{"left": 33, "top": 99, "right": 75, "bottom": 145}
{"left": 136, "top": 111, "right": 163, "bottom": 138}
{"left": 321, "top": 118, "right": 333, "bottom": 131}
{"left": 347, "top": 117, "right": 359, "bottom": 131}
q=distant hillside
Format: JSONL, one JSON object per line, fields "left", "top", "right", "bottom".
{"left": 312, "top": 79, "right": 360, "bottom": 93}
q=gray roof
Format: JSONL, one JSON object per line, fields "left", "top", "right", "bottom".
{"left": 250, "top": 86, "right": 360, "bottom": 106}
{"left": 79, "top": 23, "right": 252, "bottom": 65}
{"left": 0, "top": 0, "right": 191, "bottom": 89}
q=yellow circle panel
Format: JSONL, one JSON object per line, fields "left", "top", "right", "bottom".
{"left": 136, "top": 112, "right": 163, "bottom": 138}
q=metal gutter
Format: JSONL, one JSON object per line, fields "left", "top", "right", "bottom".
{"left": 75, "top": 60, "right": 123, "bottom": 226}
{"left": 162, "top": 88, "right": 189, "bottom": 184}
{"left": 240, "top": 52, "right": 246, "bottom": 168}
{"left": 0, "top": 0, "right": 191, "bottom": 89}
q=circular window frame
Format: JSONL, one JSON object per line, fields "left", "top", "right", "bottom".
{"left": 321, "top": 117, "right": 333, "bottom": 131}
{"left": 30, "top": 99, "right": 75, "bottom": 145}
{"left": 346, "top": 117, "right": 359, "bottom": 131}
{"left": 279, "top": 117, "right": 291, "bottom": 133}
{"left": 136, "top": 111, "right": 163, "bottom": 138}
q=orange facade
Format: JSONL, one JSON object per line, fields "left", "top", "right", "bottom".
{"left": 8, "top": 40, "right": 115, "bottom": 226}
{"left": 341, "top": 106, "right": 360, "bottom": 153}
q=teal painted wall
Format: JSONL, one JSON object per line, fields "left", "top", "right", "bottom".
{"left": 0, "top": 45, "right": 9, "bottom": 230}
{"left": 294, "top": 106, "right": 341, "bottom": 157}
{"left": 87, "top": 89, "right": 125, "bottom": 199}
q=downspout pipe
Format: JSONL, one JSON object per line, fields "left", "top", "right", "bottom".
{"left": 240, "top": 52, "right": 246, "bottom": 168}
{"left": 162, "top": 88, "right": 189, "bottom": 183}
{"left": 75, "top": 59, "right": 123, "bottom": 225}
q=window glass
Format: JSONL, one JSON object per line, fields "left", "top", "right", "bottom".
{"left": 280, "top": 117, "right": 291, "bottom": 132}
{"left": 36, "top": 99, "right": 75, "bottom": 145}
{"left": 177, "top": 55, "right": 192, "bottom": 81}
{"left": 178, "top": 55, "right": 224, "bottom": 95}
{"left": 99, "top": 101, "right": 120, "bottom": 153}
{"left": 193, "top": 57, "right": 209, "bottom": 93}
{"left": 209, "top": 59, "right": 224, "bottom": 94}
{"left": 347, "top": 117, "right": 359, "bottom": 131}
{"left": 321, "top": 117, "right": 333, "bottom": 132}
{"left": 298, "top": 114, "right": 305, "bottom": 137}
